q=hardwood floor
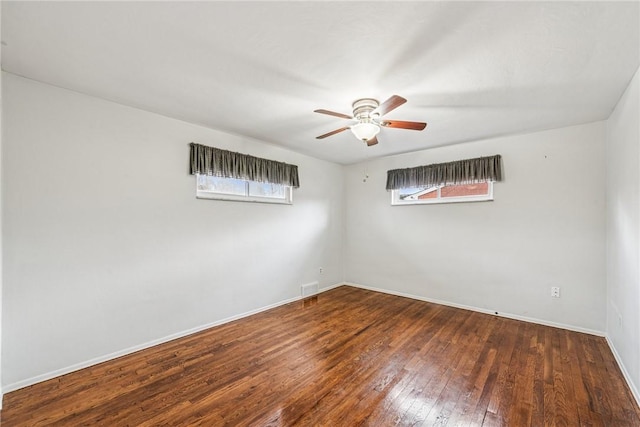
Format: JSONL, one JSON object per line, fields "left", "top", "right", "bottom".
{"left": 2, "top": 286, "right": 639, "bottom": 426}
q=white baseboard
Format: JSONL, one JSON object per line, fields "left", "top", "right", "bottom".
{"left": 319, "top": 282, "right": 344, "bottom": 293}
{"left": 605, "top": 336, "right": 640, "bottom": 408}
{"left": 3, "top": 282, "right": 343, "bottom": 395}
{"left": 344, "top": 282, "right": 605, "bottom": 337}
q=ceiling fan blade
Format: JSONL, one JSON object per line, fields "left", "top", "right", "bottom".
{"left": 316, "top": 127, "right": 350, "bottom": 139}
{"left": 380, "top": 120, "right": 427, "bottom": 131}
{"left": 366, "top": 136, "right": 379, "bottom": 146}
{"left": 314, "top": 109, "right": 353, "bottom": 120}
{"left": 372, "top": 95, "right": 407, "bottom": 116}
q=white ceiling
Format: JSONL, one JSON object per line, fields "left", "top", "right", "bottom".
{"left": 2, "top": 1, "right": 639, "bottom": 165}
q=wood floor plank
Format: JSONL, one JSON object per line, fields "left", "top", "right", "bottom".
{"left": 2, "top": 286, "right": 639, "bottom": 426}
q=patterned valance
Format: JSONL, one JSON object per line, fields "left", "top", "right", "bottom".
{"left": 189, "top": 143, "right": 300, "bottom": 188}
{"left": 386, "top": 154, "right": 502, "bottom": 190}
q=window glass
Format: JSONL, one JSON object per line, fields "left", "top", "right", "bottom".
{"left": 392, "top": 182, "right": 493, "bottom": 205}
{"left": 441, "top": 182, "right": 489, "bottom": 198}
{"left": 248, "top": 181, "right": 286, "bottom": 199}
{"left": 198, "top": 175, "right": 246, "bottom": 196}
{"left": 196, "top": 175, "right": 292, "bottom": 204}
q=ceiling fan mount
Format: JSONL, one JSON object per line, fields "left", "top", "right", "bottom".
{"left": 314, "top": 95, "right": 427, "bottom": 146}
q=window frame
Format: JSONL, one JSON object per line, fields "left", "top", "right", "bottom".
{"left": 391, "top": 181, "right": 494, "bottom": 206}
{"left": 196, "top": 174, "right": 293, "bottom": 205}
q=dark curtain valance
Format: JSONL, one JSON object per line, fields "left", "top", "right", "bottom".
{"left": 386, "top": 154, "right": 502, "bottom": 190}
{"left": 189, "top": 143, "right": 300, "bottom": 188}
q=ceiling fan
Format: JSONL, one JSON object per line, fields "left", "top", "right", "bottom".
{"left": 314, "top": 95, "right": 427, "bottom": 146}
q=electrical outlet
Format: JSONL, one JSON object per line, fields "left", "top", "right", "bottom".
{"left": 319, "top": 267, "right": 323, "bottom": 274}
{"left": 551, "top": 287, "right": 560, "bottom": 298}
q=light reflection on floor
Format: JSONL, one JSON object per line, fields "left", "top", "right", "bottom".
{"left": 302, "top": 295, "right": 318, "bottom": 308}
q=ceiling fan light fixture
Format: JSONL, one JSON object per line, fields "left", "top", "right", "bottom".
{"left": 351, "top": 121, "right": 380, "bottom": 142}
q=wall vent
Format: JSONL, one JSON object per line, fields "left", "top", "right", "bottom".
{"left": 301, "top": 282, "right": 319, "bottom": 298}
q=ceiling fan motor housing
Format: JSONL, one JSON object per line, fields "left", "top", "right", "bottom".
{"left": 352, "top": 98, "right": 379, "bottom": 120}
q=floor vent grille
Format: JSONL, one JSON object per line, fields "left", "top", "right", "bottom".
{"left": 301, "top": 282, "right": 319, "bottom": 297}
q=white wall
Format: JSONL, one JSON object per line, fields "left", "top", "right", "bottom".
{"left": 345, "top": 122, "right": 606, "bottom": 333}
{"left": 1, "top": 73, "right": 344, "bottom": 390}
{"left": 606, "top": 67, "right": 640, "bottom": 402}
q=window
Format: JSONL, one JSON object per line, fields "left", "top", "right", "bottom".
{"left": 386, "top": 154, "right": 501, "bottom": 206}
{"left": 391, "top": 182, "right": 493, "bottom": 205}
{"left": 196, "top": 174, "right": 292, "bottom": 204}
